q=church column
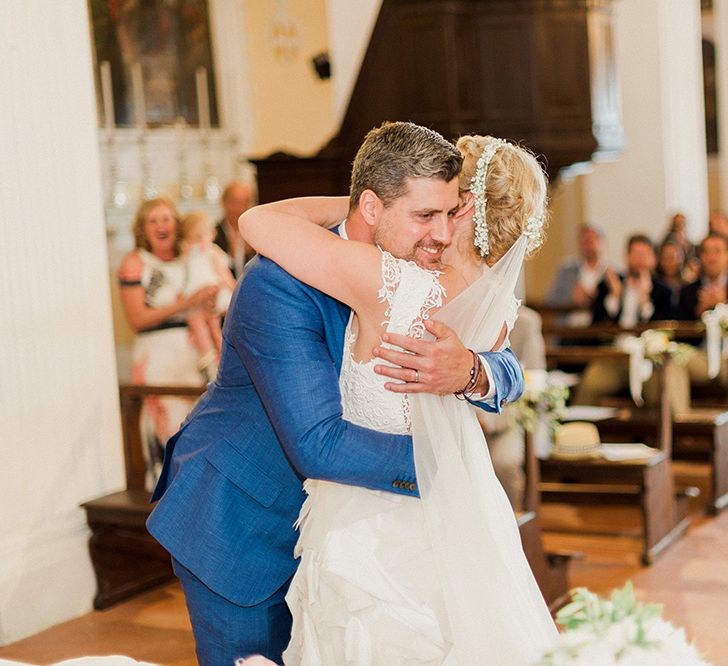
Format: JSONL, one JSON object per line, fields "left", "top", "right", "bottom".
{"left": 583, "top": 0, "right": 708, "bottom": 251}
{"left": 0, "top": 0, "right": 123, "bottom": 644}
{"left": 714, "top": 0, "right": 728, "bottom": 211}
{"left": 325, "top": 0, "right": 382, "bottom": 124}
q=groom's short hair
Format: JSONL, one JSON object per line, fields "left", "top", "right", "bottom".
{"left": 349, "top": 121, "right": 462, "bottom": 211}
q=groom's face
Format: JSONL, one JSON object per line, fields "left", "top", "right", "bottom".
{"left": 373, "top": 176, "right": 460, "bottom": 270}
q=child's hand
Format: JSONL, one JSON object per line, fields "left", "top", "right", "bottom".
{"left": 184, "top": 285, "right": 219, "bottom": 310}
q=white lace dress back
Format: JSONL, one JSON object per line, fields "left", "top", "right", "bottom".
{"left": 282, "top": 245, "right": 555, "bottom": 665}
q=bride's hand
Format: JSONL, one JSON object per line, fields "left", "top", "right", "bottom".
{"left": 372, "top": 319, "right": 476, "bottom": 395}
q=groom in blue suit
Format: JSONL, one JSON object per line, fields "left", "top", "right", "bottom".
{"left": 147, "top": 122, "right": 524, "bottom": 665}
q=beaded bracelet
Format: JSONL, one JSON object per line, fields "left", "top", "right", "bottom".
{"left": 454, "top": 349, "right": 482, "bottom": 399}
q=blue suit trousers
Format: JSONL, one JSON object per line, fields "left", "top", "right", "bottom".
{"left": 173, "top": 558, "right": 292, "bottom": 665}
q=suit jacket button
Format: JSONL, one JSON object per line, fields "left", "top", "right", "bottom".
{"left": 500, "top": 398, "right": 507, "bottom": 407}
{"left": 392, "top": 480, "right": 401, "bottom": 488}
{"left": 408, "top": 482, "right": 416, "bottom": 491}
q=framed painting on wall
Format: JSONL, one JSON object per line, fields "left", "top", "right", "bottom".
{"left": 89, "top": 0, "right": 220, "bottom": 127}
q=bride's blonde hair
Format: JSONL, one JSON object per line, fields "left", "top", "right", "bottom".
{"left": 456, "top": 135, "right": 548, "bottom": 266}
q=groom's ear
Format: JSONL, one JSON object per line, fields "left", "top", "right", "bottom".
{"left": 359, "top": 189, "right": 383, "bottom": 228}
{"left": 454, "top": 191, "right": 475, "bottom": 222}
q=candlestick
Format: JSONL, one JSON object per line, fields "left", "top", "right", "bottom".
{"left": 100, "top": 61, "right": 115, "bottom": 130}
{"left": 196, "top": 66, "right": 211, "bottom": 130}
{"left": 131, "top": 62, "right": 146, "bottom": 129}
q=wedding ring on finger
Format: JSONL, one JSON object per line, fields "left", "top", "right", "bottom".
{"left": 414, "top": 369, "right": 419, "bottom": 383}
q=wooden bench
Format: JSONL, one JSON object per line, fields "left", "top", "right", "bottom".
{"left": 540, "top": 320, "right": 706, "bottom": 346}
{"left": 546, "top": 343, "right": 728, "bottom": 513}
{"left": 539, "top": 451, "right": 689, "bottom": 565}
{"left": 538, "top": 358, "right": 695, "bottom": 563}
{"left": 81, "top": 384, "right": 204, "bottom": 609}
{"left": 517, "top": 432, "right": 573, "bottom": 611}
{"left": 591, "top": 407, "right": 728, "bottom": 514}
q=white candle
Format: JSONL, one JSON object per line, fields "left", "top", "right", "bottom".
{"left": 131, "top": 62, "right": 146, "bottom": 129}
{"left": 100, "top": 61, "right": 115, "bottom": 130}
{"left": 196, "top": 66, "right": 211, "bottom": 130}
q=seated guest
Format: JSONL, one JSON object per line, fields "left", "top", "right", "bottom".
{"left": 575, "top": 235, "right": 688, "bottom": 410}
{"left": 545, "top": 224, "right": 609, "bottom": 310}
{"left": 661, "top": 212, "right": 696, "bottom": 266}
{"left": 656, "top": 239, "right": 687, "bottom": 312}
{"left": 215, "top": 180, "right": 256, "bottom": 279}
{"left": 678, "top": 233, "right": 728, "bottom": 387}
{"left": 709, "top": 209, "right": 728, "bottom": 238}
{"left": 592, "top": 234, "right": 674, "bottom": 325}
{"left": 476, "top": 306, "right": 546, "bottom": 511}
{"left": 679, "top": 233, "right": 728, "bottom": 319}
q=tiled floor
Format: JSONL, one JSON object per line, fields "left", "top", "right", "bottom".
{"left": 1, "top": 464, "right": 726, "bottom": 665}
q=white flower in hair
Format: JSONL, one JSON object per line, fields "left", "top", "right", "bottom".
{"left": 469, "top": 137, "right": 545, "bottom": 256}
{"left": 470, "top": 138, "right": 508, "bottom": 257}
{"left": 524, "top": 213, "right": 546, "bottom": 252}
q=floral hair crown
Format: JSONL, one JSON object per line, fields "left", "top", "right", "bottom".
{"left": 470, "top": 138, "right": 545, "bottom": 257}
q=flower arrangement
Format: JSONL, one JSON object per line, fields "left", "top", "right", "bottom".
{"left": 512, "top": 369, "right": 570, "bottom": 435}
{"left": 536, "top": 583, "right": 710, "bottom": 665}
{"left": 702, "top": 302, "right": 728, "bottom": 333}
{"left": 639, "top": 329, "right": 694, "bottom": 366}
{"left": 701, "top": 304, "right": 728, "bottom": 378}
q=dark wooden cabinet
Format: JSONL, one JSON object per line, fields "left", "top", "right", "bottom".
{"left": 252, "top": 0, "right": 622, "bottom": 202}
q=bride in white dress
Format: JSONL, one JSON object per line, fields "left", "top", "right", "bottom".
{"left": 239, "top": 134, "right": 558, "bottom": 665}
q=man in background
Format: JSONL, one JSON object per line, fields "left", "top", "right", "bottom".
{"left": 545, "top": 224, "right": 609, "bottom": 312}
{"left": 215, "top": 181, "right": 256, "bottom": 279}
{"left": 574, "top": 234, "right": 684, "bottom": 409}
{"left": 592, "top": 234, "right": 673, "bottom": 325}
{"left": 679, "top": 233, "right": 728, "bottom": 389}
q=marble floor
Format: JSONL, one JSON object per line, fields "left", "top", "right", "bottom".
{"left": 1, "top": 464, "right": 726, "bottom": 665}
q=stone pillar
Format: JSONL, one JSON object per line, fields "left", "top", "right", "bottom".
{"left": 584, "top": 0, "right": 709, "bottom": 252}
{"left": 326, "top": 0, "right": 382, "bottom": 124}
{"left": 715, "top": 0, "right": 728, "bottom": 211}
{"left": 0, "top": 0, "right": 123, "bottom": 644}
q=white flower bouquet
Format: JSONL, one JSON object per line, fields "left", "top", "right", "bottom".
{"left": 535, "top": 583, "right": 710, "bottom": 665}
{"left": 701, "top": 304, "right": 728, "bottom": 378}
{"left": 512, "top": 369, "right": 571, "bottom": 435}
{"left": 639, "top": 329, "right": 694, "bottom": 366}
{"left": 617, "top": 330, "right": 694, "bottom": 406}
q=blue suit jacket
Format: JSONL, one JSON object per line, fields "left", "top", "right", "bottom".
{"left": 147, "top": 251, "right": 524, "bottom": 607}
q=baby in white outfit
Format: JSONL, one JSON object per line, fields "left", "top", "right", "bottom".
{"left": 181, "top": 210, "right": 236, "bottom": 379}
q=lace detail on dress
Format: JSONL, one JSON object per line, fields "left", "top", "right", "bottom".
{"left": 377, "top": 250, "right": 445, "bottom": 337}
{"left": 339, "top": 321, "right": 411, "bottom": 435}
{"left": 339, "top": 252, "right": 446, "bottom": 436}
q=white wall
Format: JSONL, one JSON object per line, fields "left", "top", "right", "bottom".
{"left": 326, "top": 0, "right": 381, "bottom": 124}
{"left": 0, "top": 0, "right": 124, "bottom": 644}
{"left": 584, "top": 0, "right": 708, "bottom": 253}
{"left": 715, "top": 0, "right": 728, "bottom": 210}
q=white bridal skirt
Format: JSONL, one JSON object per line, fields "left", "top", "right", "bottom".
{"left": 283, "top": 480, "right": 457, "bottom": 666}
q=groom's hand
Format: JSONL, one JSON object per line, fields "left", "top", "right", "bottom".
{"left": 372, "top": 319, "right": 485, "bottom": 395}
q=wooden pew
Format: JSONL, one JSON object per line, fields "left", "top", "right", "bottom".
{"left": 586, "top": 407, "right": 728, "bottom": 514}
{"left": 546, "top": 342, "right": 727, "bottom": 512}
{"left": 538, "top": 360, "right": 692, "bottom": 563}
{"left": 539, "top": 450, "right": 686, "bottom": 565}
{"left": 541, "top": 320, "right": 705, "bottom": 345}
{"left": 81, "top": 384, "right": 204, "bottom": 609}
{"left": 518, "top": 432, "right": 572, "bottom": 611}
